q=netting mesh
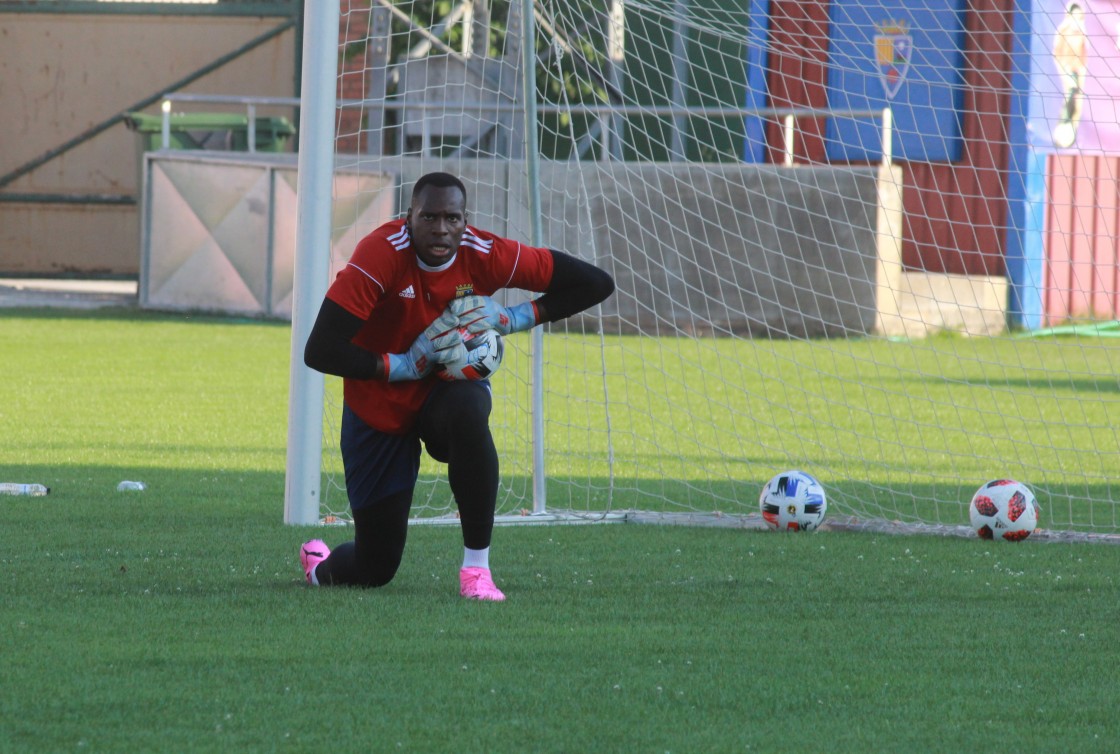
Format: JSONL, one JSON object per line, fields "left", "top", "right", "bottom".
{"left": 312, "top": 0, "right": 1120, "bottom": 536}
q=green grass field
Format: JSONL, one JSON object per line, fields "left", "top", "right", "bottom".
{"left": 2, "top": 308, "right": 1119, "bottom": 752}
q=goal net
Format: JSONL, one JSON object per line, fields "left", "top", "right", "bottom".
{"left": 287, "top": 0, "right": 1120, "bottom": 539}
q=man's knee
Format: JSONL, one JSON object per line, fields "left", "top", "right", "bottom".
{"left": 355, "top": 558, "right": 402, "bottom": 588}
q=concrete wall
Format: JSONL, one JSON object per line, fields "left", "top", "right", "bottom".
{"left": 0, "top": 13, "right": 296, "bottom": 275}
{"left": 141, "top": 154, "right": 905, "bottom": 337}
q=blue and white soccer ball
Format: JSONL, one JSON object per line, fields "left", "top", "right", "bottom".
{"left": 759, "top": 470, "right": 828, "bottom": 532}
{"left": 436, "top": 327, "right": 504, "bottom": 381}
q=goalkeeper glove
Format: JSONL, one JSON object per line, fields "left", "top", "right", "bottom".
{"left": 450, "top": 295, "right": 537, "bottom": 335}
{"left": 385, "top": 309, "right": 465, "bottom": 382}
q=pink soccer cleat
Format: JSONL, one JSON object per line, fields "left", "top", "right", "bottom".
{"left": 459, "top": 567, "right": 506, "bottom": 601}
{"left": 299, "top": 539, "right": 330, "bottom": 585}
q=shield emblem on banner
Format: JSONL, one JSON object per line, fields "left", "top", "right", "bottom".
{"left": 874, "top": 27, "right": 912, "bottom": 100}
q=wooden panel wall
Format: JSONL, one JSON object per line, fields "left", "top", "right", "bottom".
{"left": 1044, "top": 154, "right": 1120, "bottom": 323}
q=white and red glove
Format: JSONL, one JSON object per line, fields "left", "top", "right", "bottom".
{"left": 450, "top": 295, "right": 537, "bottom": 335}
{"left": 385, "top": 309, "right": 465, "bottom": 381}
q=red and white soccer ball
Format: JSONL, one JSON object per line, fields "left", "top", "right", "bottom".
{"left": 436, "top": 327, "right": 504, "bottom": 381}
{"left": 760, "top": 470, "right": 827, "bottom": 532}
{"left": 968, "top": 479, "right": 1041, "bottom": 542}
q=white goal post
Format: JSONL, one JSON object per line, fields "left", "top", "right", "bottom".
{"left": 287, "top": 0, "right": 1120, "bottom": 542}
{"left": 284, "top": 0, "right": 339, "bottom": 525}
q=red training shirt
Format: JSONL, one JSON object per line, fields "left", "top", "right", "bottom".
{"left": 326, "top": 218, "right": 555, "bottom": 433}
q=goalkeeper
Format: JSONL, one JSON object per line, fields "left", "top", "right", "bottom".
{"left": 299, "top": 172, "right": 614, "bottom": 600}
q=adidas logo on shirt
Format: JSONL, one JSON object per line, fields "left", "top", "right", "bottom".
{"left": 399, "top": 285, "right": 416, "bottom": 299}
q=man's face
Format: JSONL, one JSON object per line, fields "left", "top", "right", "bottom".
{"left": 407, "top": 185, "right": 467, "bottom": 267}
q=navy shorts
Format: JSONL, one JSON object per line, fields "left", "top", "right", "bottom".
{"left": 339, "top": 404, "right": 422, "bottom": 512}
{"left": 340, "top": 381, "right": 493, "bottom": 513}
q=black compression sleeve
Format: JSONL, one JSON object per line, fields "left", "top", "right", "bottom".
{"left": 534, "top": 250, "right": 615, "bottom": 324}
{"left": 303, "top": 298, "right": 384, "bottom": 380}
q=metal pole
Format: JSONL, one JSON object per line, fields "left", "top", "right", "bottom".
{"left": 161, "top": 100, "right": 171, "bottom": 150}
{"left": 247, "top": 104, "right": 257, "bottom": 153}
{"left": 284, "top": 0, "right": 338, "bottom": 525}
{"left": 519, "top": 0, "right": 547, "bottom": 515}
{"left": 881, "top": 107, "right": 893, "bottom": 167}
{"left": 607, "top": 0, "right": 626, "bottom": 160}
{"left": 670, "top": 0, "right": 689, "bottom": 160}
{"left": 783, "top": 114, "right": 795, "bottom": 166}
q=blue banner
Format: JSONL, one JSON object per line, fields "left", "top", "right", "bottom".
{"left": 825, "top": 0, "right": 967, "bottom": 162}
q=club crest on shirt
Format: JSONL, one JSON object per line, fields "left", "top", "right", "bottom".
{"left": 454, "top": 284, "right": 474, "bottom": 298}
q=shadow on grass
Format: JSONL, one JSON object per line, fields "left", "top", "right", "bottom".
{"left": 5, "top": 462, "right": 1117, "bottom": 549}
{"left": 948, "top": 376, "right": 1120, "bottom": 393}
{"left": 0, "top": 306, "right": 291, "bottom": 327}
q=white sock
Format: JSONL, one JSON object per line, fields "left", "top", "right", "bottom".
{"left": 462, "top": 546, "right": 490, "bottom": 570}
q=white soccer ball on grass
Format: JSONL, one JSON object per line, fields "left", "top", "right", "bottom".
{"left": 759, "top": 470, "right": 827, "bottom": 532}
{"left": 968, "top": 479, "right": 1040, "bottom": 541}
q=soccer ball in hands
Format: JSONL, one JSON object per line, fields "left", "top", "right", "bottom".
{"left": 760, "top": 470, "right": 827, "bottom": 532}
{"left": 436, "top": 327, "right": 504, "bottom": 381}
{"left": 969, "top": 479, "right": 1040, "bottom": 541}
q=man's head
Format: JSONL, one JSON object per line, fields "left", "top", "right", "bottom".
{"left": 407, "top": 172, "right": 468, "bottom": 267}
